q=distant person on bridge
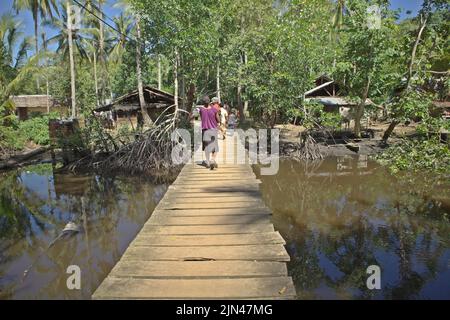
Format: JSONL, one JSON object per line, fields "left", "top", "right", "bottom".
{"left": 196, "top": 96, "right": 220, "bottom": 170}
{"left": 219, "top": 103, "right": 229, "bottom": 139}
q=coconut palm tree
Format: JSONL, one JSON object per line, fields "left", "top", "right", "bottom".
{"left": 113, "top": 0, "right": 152, "bottom": 126}
{"left": 332, "top": 0, "right": 346, "bottom": 32}
{"left": 13, "top": 0, "right": 59, "bottom": 91}
{"left": 83, "top": 0, "right": 108, "bottom": 103}
{"left": 0, "top": 13, "right": 32, "bottom": 68}
{"left": 43, "top": 4, "right": 88, "bottom": 59}
{"left": 108, "top": 13, "right": 134, "bottom": 65}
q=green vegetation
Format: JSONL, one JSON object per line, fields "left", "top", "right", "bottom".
{"left": 0, "top": 0, "right": 448, "bottom": 173}
{"left": 377, "top": 138, "right": 450, "bottom": 174}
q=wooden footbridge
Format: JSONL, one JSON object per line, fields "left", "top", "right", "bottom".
{"left": 92, "top": 131, "right": 296, "bottom": 299}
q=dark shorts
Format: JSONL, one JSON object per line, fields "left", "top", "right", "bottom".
{"left": 202, "top": 129, "right": 219, "bottom": 152}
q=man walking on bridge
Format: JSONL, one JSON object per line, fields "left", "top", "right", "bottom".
{"left": 198, "top": 96, "right": 220, "bottom": 170}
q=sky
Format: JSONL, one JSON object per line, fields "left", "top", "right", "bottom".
{"left": 0, "top": 0, "right": 424, "bottom": 58}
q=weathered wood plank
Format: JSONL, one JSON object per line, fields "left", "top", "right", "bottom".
{"left": 172, "top": 180, "right": 261, "bottom": 186}
{"left": 157, "top": 201, "right": 266, "bottom": 210}
{"left": 168, "top": 186, "right": 260, "bottom": 193}
{"left": 132, "top": 232, "right": 285, "bottom": 246}
{"left": 175, "top": 177, "right": 256, "bottom": 182}
{"left": 162, "top": 196, "right": 262, "bottom": 203}
{"left": 154, "top": 208, "right": 271, "bottom": 217}
{"left": 141, "top": 224, "right": 275, "bottom": 235}
{"left": 92, "top": 277, "right": 296, "bottom": 299}
{"left": 148, "top": 214, "right": 272, "bottom": 226}
{"left": 109, "top": 260, "right": 287, "bottom": 278}
{"left": 164, "top": 192, "right": 263, "bottom": 199}
{"left": 121, "top": 244, "right": 290, "bottom": 261}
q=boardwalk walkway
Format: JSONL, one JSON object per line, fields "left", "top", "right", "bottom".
{"left": 92, "top": 130, "right": 296, "bottom": 299}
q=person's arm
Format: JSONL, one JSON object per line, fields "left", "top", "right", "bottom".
{"left": 215, "top": 110, "right": 220, "bottom": 124}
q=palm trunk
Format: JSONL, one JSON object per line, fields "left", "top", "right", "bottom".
{"left": 157, "top": 54, "right": 162, "bottom": 90}
{"left": 42, "top": 33, "right": 49, "bottom": 113}
{"left": 34, "top": 11, "right": 40, "bottom": 91}
{"left": 67, "top": 1, "right": 76, "bottom": 118}
{"left": 135, "top": 16, "right": 152, "bottom": 126}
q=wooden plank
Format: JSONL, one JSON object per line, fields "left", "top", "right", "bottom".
{"left": 154, "top": 208, "right": 271, "bottom": 217}
{"left": 148, "top": 214, "right": 272, "bottom": 226}
{"left": 162, "top": 196, "right": 262, "bottom": 203}
{"left": 141, "top": 224, "right": 275, "bottom": 235}
{"left": 92, "top": 277, "right": 296, "bottom": 299}
{"left": 157, "top": 201, "right": 266, "bottom": 210}
{"left": 132, "top": 232, "right": 285, "bottom": 246}
{"left": 175, "top": 176, "right": 256, "bottom": 182}
{"left": 121, "top": 244, "right": 290, "bottom": 261}
{"left": 168, "top": 187, "right": 260, "bottom": 193}
{"left": 164, "top": 192, "right": 263, "bottom": 200}
{"left": 184, "top": 170, "right": 253, "bottom": 174}
{"left": 109, "top": 260, "right": 287, "bottom": 278}
{"left": 172, "top": 180, "right": 261, "bottom": 186}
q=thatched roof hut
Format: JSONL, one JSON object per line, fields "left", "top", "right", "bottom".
{"left": 94, "top": 86, "right": 178, "bottom": 122}
{"left": 11, "top": 95, "right": 55, "bottom": 120}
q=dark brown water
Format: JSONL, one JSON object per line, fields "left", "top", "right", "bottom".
{"left": 255, "top": 156, "right": 450, "bottom": 299}
{"left": 0, "top": 164, "right": 169, "bottom": 299}
{"left": 1, "top": 157, "right": 449, "bottom": 299}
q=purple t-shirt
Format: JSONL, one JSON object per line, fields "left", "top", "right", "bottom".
{"left": 199, "top": 107, "right": 218, "bottom": 129}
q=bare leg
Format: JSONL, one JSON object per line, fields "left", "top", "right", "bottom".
{"left": 204, "top": 149, "right": 211, "bottom": 167}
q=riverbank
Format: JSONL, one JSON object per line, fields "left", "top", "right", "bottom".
{"left": 0, "top": 146, "right": 60, "bottom": 171}
{"left": 276, "top": 122, "right": 416, "bottom": 157}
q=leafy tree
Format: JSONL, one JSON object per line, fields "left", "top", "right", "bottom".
{"left": 382, "top": 0, "right": 450, "bottom": 142}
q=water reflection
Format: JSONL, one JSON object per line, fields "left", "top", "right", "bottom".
{"left": 0, "top": 164, "right": 169, "bottom": 299}
{"left": 255, "top": 156, "right": 450, "bottom": 299}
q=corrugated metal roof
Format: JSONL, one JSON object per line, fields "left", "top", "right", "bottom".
{"left": 305, "top": 96, "right": 373, "bottom": 106}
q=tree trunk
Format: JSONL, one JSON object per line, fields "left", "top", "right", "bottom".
{"left": 382, "top": 120, "right": 399, "bottom": 142}
{"left": 67, "top": 1, "right": 76, "bottom": 118}
{"left": 174, "top": 48, "right": 179, "bottom": 111}
{"left": 237, "top": 52, "right": 245, "bottom": 122}
{"left": 383, "top": 15, "right": 427, "bottom": 142}
{"left": 180, "top": 54, "right": 185, "bottom": 110}
{"left": 354, "top": 77, "right": 371, "bottom": 137}
{"left": 237, "top": 82, "right": 244, "bottom": 122}
{"left": 98, "top": 1, "right": 106, "bottom": 104}
{"left": 243, "top": 52, "right": 249, "bottom": 114}
{"left": 236, "top": 16, "right": 246, "bottom": 122}
{"left": 93, "top": 50, "right": 99, "bottom": 106}
{"left": 216, "top": 61, "right": 221, "bottom": 103}
{"left": 406, "top": 16, "right": 427, "bottom": 88}
{"left": 157, "top": 54, "right": 162, "bottom": 90}
{"left": 186, "top": 82, "right": 196, "bottom": 115}
{"left": 135, "top": 16, "right": 152, "bottom": 126}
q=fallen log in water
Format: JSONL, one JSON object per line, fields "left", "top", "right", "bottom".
{"left": 0, "top": 146, "right": 49, "bottom": 170}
